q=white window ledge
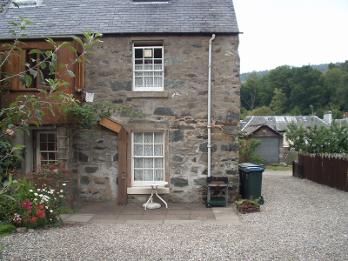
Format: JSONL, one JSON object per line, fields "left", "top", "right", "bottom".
{"left": 127, "top": 187, "right": 170, "bottom": 195}
{"left": 126, "top": 91, "right": 169, "bottom": 99}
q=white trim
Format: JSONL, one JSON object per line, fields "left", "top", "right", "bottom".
{"left": 127, "top": 187, "right": 169, "bottom": 195}
{"left": 131, "top": 132, "right": 166, "bottom": 187}
{"left": 132, "top": 45, "right": 164, "bottom": 91}
{"left": 36, "top": 130, "right": 57, "bottom": 169}
{"left": 241, "top": 115, "right": 254, "bottom": 132}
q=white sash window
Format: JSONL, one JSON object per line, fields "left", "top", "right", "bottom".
{"left": 132, "top": 132, "right": 165, "bottom": 186}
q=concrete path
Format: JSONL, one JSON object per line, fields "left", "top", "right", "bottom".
{"left": 60, "top": 202, "right": 242, "bottom": 225}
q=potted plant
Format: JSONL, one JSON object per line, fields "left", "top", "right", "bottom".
{"left": 236, "top": 199, "right": 260, "bottom": 214}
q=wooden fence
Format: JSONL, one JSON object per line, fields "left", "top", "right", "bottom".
{"left": 298, "top": 154, "right": 348, "bottom": 192}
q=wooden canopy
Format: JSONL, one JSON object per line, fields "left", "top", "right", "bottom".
{"left": 99, "top": 117, "right": 128, "bottom": 205}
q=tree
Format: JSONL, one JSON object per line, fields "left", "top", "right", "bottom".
{"left": 247, "top": 106, "right": 274, "bottom": 116}
{"left": 270, "top": 88, "right": 287, "bottom": 114}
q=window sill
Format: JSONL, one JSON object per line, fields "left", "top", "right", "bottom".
{"left": 126, "top": 91, "right": 169, "bottom": 99}
{"left": 127, "top": 187, "right": 170, "bottom": 195}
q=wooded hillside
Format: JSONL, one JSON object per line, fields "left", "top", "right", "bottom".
{"left": 241, "top": 61, "right": 348, "bottom": 119}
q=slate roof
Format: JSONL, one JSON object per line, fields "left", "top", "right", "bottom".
{"left": 241, "top": 116, "right": 329, "bottom": 135}
{"left": 0, "top": 0, "right": 239, "bottom": 39}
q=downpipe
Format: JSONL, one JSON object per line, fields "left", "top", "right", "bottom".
{"left": 207, "top": 34, "right": 215, "bottom": 178}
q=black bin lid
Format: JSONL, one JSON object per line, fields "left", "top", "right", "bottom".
{"left": 239, "top": 163, "right": 264, "bottom": 173}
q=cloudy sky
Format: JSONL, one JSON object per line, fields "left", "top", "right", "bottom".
{"left": 233, "top": 0, "right": 348, "bottom": 73}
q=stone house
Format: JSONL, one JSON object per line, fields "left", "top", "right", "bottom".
{"left": 0, "top": 0, "right": 240, "bottom": 205}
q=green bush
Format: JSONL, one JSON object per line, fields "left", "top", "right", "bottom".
{"left": 287, "top": 123, "right": 348, "bottom": 153}
{"left": 0, "top": 223, "right": 16, "bottom": 236}
{"left": 0, "top": 178, "right": 65, "bottom": 228}
{"left": 239, "top": 138, "right": 264, "bottom": 164}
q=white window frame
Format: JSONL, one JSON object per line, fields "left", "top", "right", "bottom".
{"left": 36, "top": 131, "right": 58, "bottom": 169}
{"left": 132, "top": 45, "right": 164, "bottom": 91}
{"left": 131, "top": 132, "right": 166, "bottom": 186}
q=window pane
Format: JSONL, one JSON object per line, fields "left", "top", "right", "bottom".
{"left": 47, "top": 142, "right": 56, "bottom": 151}
{"left": 143, "top": 49, "right": 153, "bottom": 58}
{"left": 134, "top": 169, "right": 143, "bottom": 181}
{"left": 144, "top": 145, "right": 153, "bottom": 156}
{"left": 154, "top": 169, "right": 163, "bottom": 181}
{"left": 134, "top": 144, "right": 143, "bottom": 156}
{"left": 24, "top": 50, "right": 37, "bottom": 88}
{"left": 39, "top": 52, "right": 55, "bottom": 85}
{"left": 40, "top": 142, "right": 47, "bottom": 151}
{"left": 154, "top": 60, "right": 162, "bottom": 70}
{"left": 154, "top": 145, "right": 163, "bottom": 156}
{"left": 154, "top": 72, "right": 162, "bottom": 87}
{"left": 144, "top": 158, "right": 153, "bottom": 168}
{"left": 48, "top": 152, "right": 56, "bottom": 160}
{"left": 40, "top": 133, "right": 47, "bottom": 142}
{"left": 135, "top": 77, "right": 143, "bottom": 87}
{"left": 47, "top": 133, "right": 56, "bottom": 142}
{"left": 40, "top": 153, "right": 47, "bottom": 160}
{"left": 144, "top": 77, "right": 153, "bottom": 88}
{"left": 134, "top": 133, "right": 143, "bottom": 143}
{"left": 135, "top": 64, "right": 143, "bottom": 71}
{"left": 144, "top": 170, "right": 153, "bottom": 181}
{"left": 144, "top": 59, "right": 153, "bottom": 70}
{"left": 144, "top": 133, "right": 153, "bottom": 143}
{"left": 154, "top": 132, "right": 163, "bottom": 143}
{"left": 134, "top": 158, "right": 143, "bottom": 168}
{"left": 135, "top": 49, "right": 143, "bottom": 59}
{"left": 154, "top": 48, "right": 162, "bottom": 58}
{"left": 154, "top": 158, "right": 163, "bottom": 168}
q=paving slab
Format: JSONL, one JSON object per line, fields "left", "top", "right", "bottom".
{"left": 164, "top": 220, "right": 201, "bottom": 225}
{"left": 62, "top": 214, "right": 95, "bottom": 224}
{"left": 126, "top": 220, "right": 163, "bottom": 225}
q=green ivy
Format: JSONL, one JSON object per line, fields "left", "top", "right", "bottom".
{"left": 66, "top": 101, "right": 143, "bottom": 129}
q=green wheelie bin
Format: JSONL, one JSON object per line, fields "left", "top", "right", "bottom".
{"left": 239, "top": 163, "right": 265, "bottom": 204}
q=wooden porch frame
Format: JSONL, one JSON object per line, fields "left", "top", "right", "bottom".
{"left": 99, "top": 117, "right": 128, "bottom": 205}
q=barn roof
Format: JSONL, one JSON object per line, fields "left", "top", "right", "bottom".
{"left": 241, "top": 116, "right": 329, "bottom": 134}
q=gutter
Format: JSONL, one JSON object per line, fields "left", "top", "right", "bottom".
{"left": 207, "top": 34, "right": 215, "bottom": 178}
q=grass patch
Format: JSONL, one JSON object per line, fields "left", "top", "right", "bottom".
{"left": 266, "top": 165, "right": 292, "bottom": 171}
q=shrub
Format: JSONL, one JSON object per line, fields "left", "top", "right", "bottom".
{"left": 0, "top": 178, "right": 66, "bottom": 228}
{"left": 287, "top": 123, "right": 348, "bottom": 154}
{"left": 239, "top": 139, "right": 264, "bottom": 164}
{"left": 0, "top": 223, "right": 16, "bottom": 236}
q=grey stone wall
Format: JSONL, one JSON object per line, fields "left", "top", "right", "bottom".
{"left": 75, "top": 35, "right": 240, "bottom": 202}
{"left": 71, "top": 127, "right": 118, "bottom": 201}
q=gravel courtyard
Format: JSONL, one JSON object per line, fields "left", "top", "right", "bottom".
{"left": 1, "top": 171, "right": 348, "bottom": 261}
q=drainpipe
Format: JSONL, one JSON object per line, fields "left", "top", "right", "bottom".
{"left": 207, "top": 34, "right": 215, "bottom": 178}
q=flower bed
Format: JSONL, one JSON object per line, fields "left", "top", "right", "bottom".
{"left": 0, "top": 177, "right": 67, "bottom": 229}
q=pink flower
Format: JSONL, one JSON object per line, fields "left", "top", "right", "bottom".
{"left": 12, "top": 213, "right": 22, "bottom": 224}
{"left": 22, "top": 200, "right": 33, "bottom": 210}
